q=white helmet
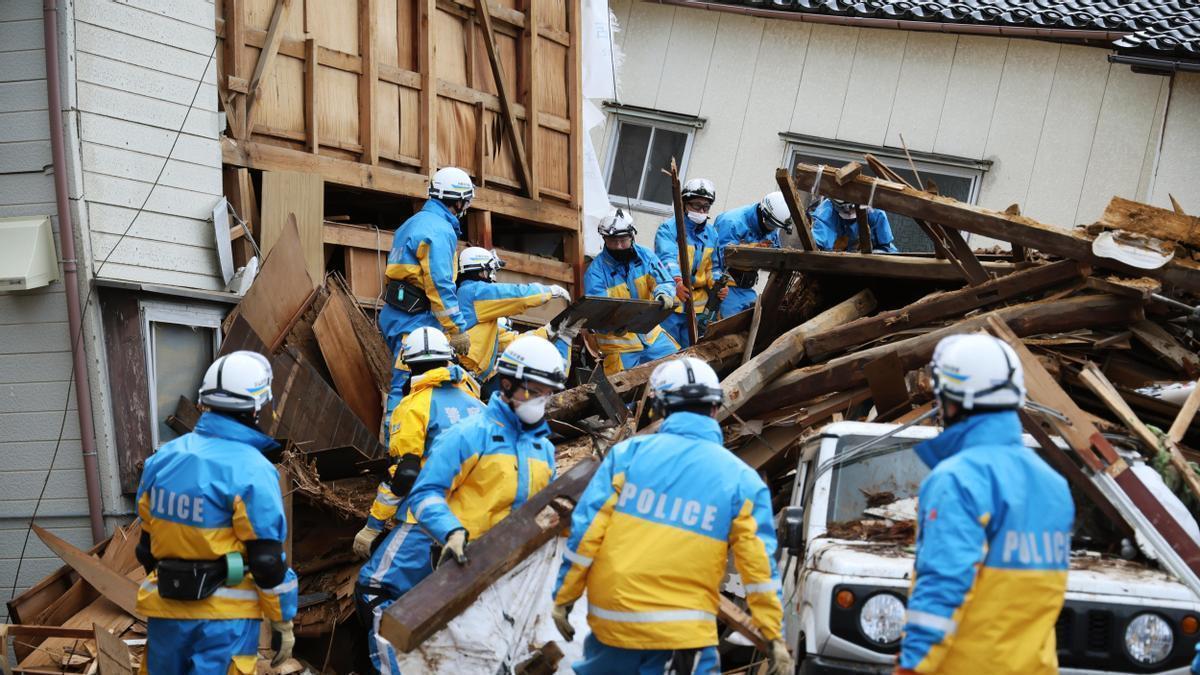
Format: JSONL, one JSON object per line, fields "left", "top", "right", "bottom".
{"left": 681, "top": 178, "right": 716, "bottom": 203}
{"left": 199, "top": 351, "right": 273, "bottom": 413}
{"left": 597, "top": 208, "right": 637, "bottom": 238}
{"left": 931, "top": 333, "right": 1026, "bottom": 411}
{"left": 649, "top": 356, "right": 723, "bottom": 417}
{"left": 459, "top": 246, "right": 504, "bottom": 281}
{"left": 402, "top": 327, "right": 455, "bottom": 365}
{"left": 495, "top": 335, "right": 567, "bottom": 390}
{"left": 830, "top": 198, "right": 857, "bottom": 220}
{"left": 429, "top": 167, "right": 475, "bottom": 202}
{"left": 758, "top": 191, "right": 793, "bottom": 232}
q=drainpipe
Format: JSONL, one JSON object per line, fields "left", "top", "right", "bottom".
{"left": 43, "top": 0, "right": 106, "bottom": 544}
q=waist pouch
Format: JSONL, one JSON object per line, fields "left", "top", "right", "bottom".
{"left": 156, "top": 558, "right": 227, "bottom": 601}
{"left": 385, "top": 278, "right": 432, "bottom": 313}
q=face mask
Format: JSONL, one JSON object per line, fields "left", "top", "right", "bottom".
{"left": 608, "top": 246, "right": 636, "bottom": 263}
{"left": 514, "top": 395, "right": 548, "bottom": 424}
{"left": 686, "top": 212, "right": 707, "bottom": 226}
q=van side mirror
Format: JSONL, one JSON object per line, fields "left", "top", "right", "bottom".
{"left": 779, "top": 506, "right": 805, "bottom": 557}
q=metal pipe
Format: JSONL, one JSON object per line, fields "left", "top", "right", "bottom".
{"left": 43, "top": 0, "right": 107, "bottom": 544}
{"left": 1108, "top": 54, "right": 1200, "bottom": 74}
{"left": 650, "top": 0, "right": 1132, "bottom": 42}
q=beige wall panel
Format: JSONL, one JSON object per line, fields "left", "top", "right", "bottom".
{"left": 246, "top": 0, "right": 303, "bottom": 35}
{"left": 487, "top": 110, "right": 522, "bottom": 183}
{"left": 377, "top": 0, "right": 399, "bottom": 66}
{"left": 1151, "top": 72, "right": 1200, "bottom": 211}
{"left": 617, "top": 1, "right": 673, "bottom": 105}
{"left": 837, "top": 28, "right": 908, "bottom": 147}
{"left": 976, "top": 40, "right": 1059, "bottom": 212}
{"left": 790, "top": 23, "right": 860, "bottom": 139}
{"left": 1023, "top": 45, "right": 1110, "bottom": 227}
{"left": 1075, "top": 66, "right": 1165, "bottom": 224}
{"left": 537, "top": 128, "right": 570, "bottom": 194}
{"left": 1135, "top": 79, "right": 1170, "bottom": 203}
{"left": 314, "top": 0, "right": 359, "bottom": 54}
{"left": 932, "top": 35, "right": 1007, "bottom": 159}
{"left": 882, "top": 32, "right": 957, "bottom": 151}
{"left": 686, "top": 13, "right": 763, "bottom": 203}
{"left": 536, "top": 0, "right": 567, "bottom": 34}
{"left": 438, "top": 98, "right": 478, "bottom": 173}
{"left": 610, "top": 0, "right": 634, "bottom": 52}
{"left": 396, "top": 0, "right": 417, "bottom": 70}
{"left": 318, "top": 66, "right": 361, "bottom": 147}
{"left": 435, "top": 9, "right": 469, "bottom": 86}
{"left": 400, "top": 85, "right": 421, "bottom": 158}
{"left": 725, "top": 19, "right": 811, "bottom": 211}
{"left": 653, "top": 8, "right": 719, "bottom": 116}
{"left": 536, "top": 41, "right": 569, "bottom": 118}
{"left": 378, "top": 81, "right": 402, "bottom": 157}
{"left": 256, "top": 52, "right": 306, "bottom": 134}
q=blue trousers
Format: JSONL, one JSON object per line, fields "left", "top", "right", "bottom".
{"left": 662, "top": 312, "right": 693, "bottom": 349}
{"left": 142, "top": 618, "right": 260, "bottom": 674}
{"left": 574, "top": 633, "right": 720, "bottom": 675}
{"left": 356, "top": 523, "right": 436, "bottom": 674}
{"left": 720, "top": 286, "right": 757, "bottom": 318}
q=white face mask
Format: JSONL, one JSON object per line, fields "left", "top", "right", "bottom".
{"left": 686, "top": 211, "right": 708, "bottom": 225}
{"left": 514, "top": 395, "right": 549, "bottom": 424}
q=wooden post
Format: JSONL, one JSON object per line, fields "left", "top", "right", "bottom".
{"left": 1169, "top": 381, "right": 1200, "bottom": 444}
{"left": 223, "top": 0, "right": 247, "bottom": 138}
{"left": 477, "top": 0, "right": 536, "bottom": 197}
{"left": 667, "top": 158, "right": 698, "bottom": 345}
{"left": 419, "top": 0, "right": 436, "bottom": 174}
{"left": 359, "top": 0, "right": 378, "bottom": 164}
{"left": 467, "top": 210, "right": 493, "bottom": 249}
{"left": 523, "top": 0, "right": 539, "bottom": 200}
{"left": 566, "top": 0, "right": 582, "bottom": 210}
{"left": 304, "top": 36, "right": 318, "bottom": 153}
{"left": 854, "top": 205, "right": 872, "bottom": 254}
{"left": 774, "top": 168, "right": 817, "bottom": 251}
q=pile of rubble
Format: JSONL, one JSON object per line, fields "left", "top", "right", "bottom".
{"left": 6, "top": 160, "right": 1200, "bottom": 673}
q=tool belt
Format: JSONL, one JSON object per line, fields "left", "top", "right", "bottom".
{"left": 156, "top": 552, "right": 244, "bottom": 601}
{"left": 384, "top": 278, "right": 431, "bottom": 313}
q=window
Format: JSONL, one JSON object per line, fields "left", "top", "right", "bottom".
{"left": 604, "top": 104, "right": 703, "bottom": 214}
{"left": 141, "top": 300, "right": 225, "bottom": 446}
{"left": 782, "top": 134, "right": 991, "bottom": 252}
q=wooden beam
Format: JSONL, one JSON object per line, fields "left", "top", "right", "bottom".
{"left": 794, "top": 163, "right": 1200, "bottom": 293}
{"left": 31, "top": 526, "right": 143, "bottom": 620}
{"left": 476, "top": 0, "right": 536, "bottom": 197}
{"left": 419, "top": 0, "right": 436, "bottom": 173}
{"left": 1085, "top": 275, "right": 1160, "bottom": 300}
{"left": 725, "top": 246, "right": 1021, "bottom": 282}
{"left": 244, "top": 0, "right": 293, "bottom": 137}
{"left": 834, "top": 161, "right": 861, "bottom": 186}
{"left": 1098, "top": 196, "right": 1200, "bottom": 250}
{"left": 774, "top": 169, "right": 816, "bottom": 251}
{"left": 358, "top": 0, "right": 378, "bottom": 164}
{"left": 304, "top": 37, "right": 318, "bottom": 153}
{"left": 223, "top": 0, "right": 247, "bottom": 138}
{"left": 854, "top": 206, "right": 871, "bottom": 254}
{"left": 522, "top": 0, "right": 539, "bottom": 200}
{"left": 1170, "top": 382, "right": 1200, "bottom": 445}
{"left": 313, "top": 296, "right": 383, "bottom": 431}
{"left": 803, "top": 260, "right": 1083, "bottom": 360}
{"left": 718, "top": 596, "right": 769, "bottom": 652}
{"left": 1129, "top": 320, "right": 1200, "bottom": 376}
{"left": 566, "top": 0, "right": 582, "bottom": 210}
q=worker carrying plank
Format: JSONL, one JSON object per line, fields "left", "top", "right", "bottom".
{"left": 379, "top": 167, "right": 476, "bottom": 425}
{"left": 715, "top": 191, "right": 790, "bottom": 317}
{"left": 352, "top": 327, "right": 486, "bottom": 560}
{"left": 896, "top": 334, "right": 1072, "bottom": 674}
{"left": 810, "top": 197, "right": 899, "bottom": 253}
{"left": 134, "top": 351, "right": 298, "bottom": 673}
{"left": 455, "top": 246, "right": 581, "bottom": 397}
{"left": 550, "top": 356, "right": 793, "bottom": 675}
{"left": 355, "top": 335, "right": 566, "bottom": 674}
{"left": 655, "top": 178, "right": 728, "bottom": 347}
{"left": 585, "top": 208, "right": 681, "bottom": 374}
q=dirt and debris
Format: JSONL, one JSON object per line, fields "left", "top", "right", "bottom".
{"left": 826, "top": 519, "right": 917, "bottom": 546}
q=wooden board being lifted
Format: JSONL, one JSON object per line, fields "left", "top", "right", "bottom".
{"left": 725, "top": 247, "right": 1021, "bottom": 282}
{"left": 553, "top": 296, "right": 673, "bottom": 335}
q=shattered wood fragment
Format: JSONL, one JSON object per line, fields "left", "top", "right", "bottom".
{"left": 1098, "top": 196, "right": 1200, "bottom": 250}
{"left": 1169, "top": 382, "right": 1200, "bottom": 445}
{"left": 718, "top": 596, "right": 769, "bottom": 652}
{"left": 94, "top": 624, "right": 134, "bottom": 675}
{"left": 328, "top": 274, "right": 393, "bottom": 392}
{"left": 725, "top": 247, "right": 1021, "bottom": 282}
{"left": 864, "top": 354, "right": 912, "bottom": 420}
{"left": 834, "top": 161, "right": 862, "bottom": 186}
{"left": 1129, "top": 320, "right": 1200, "bottom": 377}
{"left": 31, "top": 526, "right": 141, "bottom": 620}
{"left": 234, "top": 219, "right": 318, "bottom": 351}
{"left": 313, "top": 293, "right": 383, "bottom": 431}
{"left": 1084, "top": 275, "right": 1161, "bottom": 300}
{"left": 775, "top": 169, "right": 817, "bottom": 251}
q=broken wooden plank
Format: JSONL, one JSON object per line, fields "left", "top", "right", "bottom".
{"left": 1170, "top": 381, "right": 1200, "bottom": 445}
{"left": 718, "top": 596, "right": 768, "bottom": 652}
{"left": 235, "top": 218, "right": 318, "bottom": 351}
{"left": 834, "top": 161, "right": 861, "bottom": 186}
{"left": 313, "top": 293, "right": 383, "bottom": 432}
{"left": 725, "top": 246, "right": 1021, "bottom": 282}
{"left": 733, "top": 389, "right": 872, "bottom": 470}
{"left": 793, "top": 163, "right": 1200, "bottom": 293}
{"left": 863, "top": 354, "right": 912, "bottom": 420}
{"left": 328, "top": 275, "right": 393, "bottom": 392}
{"left": 803, "top": 260, "right": 1082, "bottom": 360}
{"left": 854, "top": 206, "right": 872, "bottom": 254}
{"left": 1098, "top": 196, "right": 1200, "bottom": 250}
{"left": 31, "top": 526, "right": 141, "bottom": 619}
{"left": 93, "top": 624, "right": 134, "bottom": 675}
{"left": 1084, "top": 275, "right": 1161, "bottom": 300}
{"left": 1129, "top": 320, "right": 1200, "bottom": 376}
{"left": 775, "top": 169, "right": 817, "bottom": 251}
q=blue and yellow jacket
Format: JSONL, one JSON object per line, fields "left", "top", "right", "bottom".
{"left": 810, "top": 199, "right": 898, "bottom": 252}
{"left": 458, "top": 279, "right": 554, "bottom": 381}
{"left": 379, "top": 199, "right": 467, "bottom": 339}
{"left": 655, "top": 218, "right": 721, "bottom": 314}
{"left": 135, "top": 412, "right": 298, "bottom": 622}
{"left": 583, "top": 245, "right": 675, "bottom": 359}
{"left": 368, "top": 366, "right": 485, "bottom": 529}
{"left": 714, "top": 203, "right": 781, "bottom": 275}
{"left": 553, "top": 412, "right": 783, "bottom": 650}
{"left": 408, "top": 394, "right": 557, "bottom": 545}
{"left": 901, "top": 411, "right": 1073, "bottom": 674}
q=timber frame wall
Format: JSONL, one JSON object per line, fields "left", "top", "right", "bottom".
{"left": 214, "top": 0, "right": 584, "bottom": 285}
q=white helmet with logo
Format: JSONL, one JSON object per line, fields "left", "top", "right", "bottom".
{"left": 459, "top": 246, "right": 505, "bottom": 281}
{"left": 681, "top": 178, "right": 716, "bottom": 203}
{"left": 758, "top": 191, "right": 793, "bottom": 232}
{"left": 597, "top": 208, "right": 637, "bottom": 238}
{"left": 496, "top": 335, "right": 566, "bottom": 390}
{"left": 830, "top": 198, "right": 858, "bottom": 220}
{"left": 402, "top": 327, "right": 456, "bottom": 366}
{"left": 649, "top": 356, "right": 723, "bottom": 417}
{"left": 429, "top": 167, "right": 475, "bottom": 202}
{"left": 931, "top": 333, "right": 1026, "bottom": 411}
{"left": 199, "top": 351, "right": 273, "bottom": 413}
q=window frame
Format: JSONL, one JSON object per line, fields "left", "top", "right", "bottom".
{"left": 603, "top": 104, "right": 704, "bottom": 216}
{"left": 140, "top": 299, "right": 225, "bottom": 448}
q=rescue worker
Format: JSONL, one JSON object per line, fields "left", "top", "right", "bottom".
{"left": 551, "top": 356, "right": 793, "bottom": 675}
{"left": 654, "top": 178, "right": 728, "bottom": 347}
{"left": 356, "top": 335, "right": 566, "bottom": 674}
{"left": 351, "top": 327, "right": 485, "bottom": 560}
{"left": 896, "top": 333, "right": 1073, "bottom": 674}
{"left": 380, "top": 167, "right": 475, "bottom": 421}
{"left": 714, "top": 191, "right": 790, "bottom": 318}
{"left": 811, "top": 197, "right": 899, "bottom": 253}
{"left": 585, "top": 208, "right": 680, "bottom": 375}
{"left": 135, "top": 351, "right": 298, "bottom": 673}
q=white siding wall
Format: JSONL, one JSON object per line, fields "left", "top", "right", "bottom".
{"left": 74, "top": 0, "right": 224, "bottom": 291}
{"left": 0, "top": 0, "right": 97, "bottom": 620}
{"left": 603, "top": 1, "right": 1198, "bottom": 241}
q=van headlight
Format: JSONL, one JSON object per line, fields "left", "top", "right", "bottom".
{"left": 1125, "top": 613, "right": 1173, "bottom": 665}
{"left": 859, "top": 593, "right": 905, "bottom": 644}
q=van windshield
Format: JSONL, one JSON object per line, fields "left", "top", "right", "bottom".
{"left": 826, "top": 434, "right": 929, "bottom": 524}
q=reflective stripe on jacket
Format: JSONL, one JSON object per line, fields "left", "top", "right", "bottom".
{"left": 654, "top": 217, "right": 721, "bottom": 314}
{"left": 407, "top": 395, "right": 557, "bottom": 544}
{"left": 135, "top": 412, "right": 298, "bottom": 622}
{"left": 381, "top": 199, "right": 466, "bottom": 336}
{"left": 901, "top": 410, "right": 1073, "bottom": 673}
{"left": 553, "top": 412, "right": 783, "bottom": 650}
{"left": 583, "top": 246, "right": 675, "bottom": 357}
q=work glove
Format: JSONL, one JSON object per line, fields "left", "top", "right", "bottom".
{"left": 673, "top": 276, "right": 691, "bottom": 302}
{"left": 449, "top": 332, "right": 472, "bottom": 356}
{"left": 657, "top": 294, "right": 677, "bottom": 311}
{"left": 352, "top": 525, "right": 381, "bottom": 559}
{"left": 548, "top": 284, "right": 572, "bottom": 302}
{"left": 718, "top": 286, "right": 730, "bottom": 301}
{"left": 437, "top": 529, "right": 469, "bottom": 567}
{"left": 552, "top": 603, "right": 575, "bottom": 642}
{"left": 550, "top": 317, "right": 587, "bottom": 344}
{"left": 767, "top": 639, "right": 794, "bottom": 675}
{"left": 269, "top": 619, "right": 295, "bottom": 668}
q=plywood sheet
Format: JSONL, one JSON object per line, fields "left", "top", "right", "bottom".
{"left": 313, "top": 293, "right": 383, "bottom": 431}
{"left": 377, "top": 0, "right": 399, "bottom": 66}
{"left": 399, "top": 85, "right": 420, "bottom": 158}
{"left": 536, "top": 127, "right": 569, "bottom": 195}
{"left": 260, "top": 171, "right": 325, "bottom": 282}
{"left": 437, "top": 98, "right": 478, "bottom": 174}
{"left": 396, "top": 0, "right": 417, "bottom": 70}
{"left": 247, "top": 0, "right": 304, "bottom": 36}
{"left": 345, "top": 246, "right": 385, "bottom": 302}
{"left": 536, "top": 0, "right": 567, "bottom": 34}
{"left": 256, "top": 52, "right": 306, "bottom": 134}
{"left": 435, "top": 8, "right": 469, "bottom": 86}
{"left": 237, "top": 217, "right": 318, "bottom": 348}
{"left": 474, "top": 25, "right": 519, "bottom": 97}
{"left": 318, "top": 66, "right": 360, "bottom": 148}
{"left": 535, "top": 40, "right": 568, "bottom": 118}
{"left": 378, "top": 81, "right": 402, "bottom": 158}
{"left": 314, "top": 0, "right": 359, "bottom": 54}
